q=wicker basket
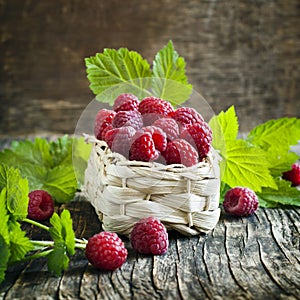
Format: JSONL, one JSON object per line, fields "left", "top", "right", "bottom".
{"left": 83, "top": 135, "right": 221, "bottom": 236}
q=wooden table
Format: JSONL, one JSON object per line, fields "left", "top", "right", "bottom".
{"left": 0, "top": 139, "right": 300, "bottom": 300}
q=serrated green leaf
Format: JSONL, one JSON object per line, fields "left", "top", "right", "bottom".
{"left": 0, "top": 164, "right": 30, "bottom": 220}
{"left": 72, "top": 137, "right": 92, "bottom": 187}
{"left": 0, "top": 137, "right": 78, "bottom": 203}
{"left": 248, "top": 118, "right": 300, "bottom": 151}
{"left": 47, "top": 243, "right": 69, "bottom": 276}
{"left": 152, "top": 41, "right": 192, "bottom": 105}
{"left": 257, "top": 179, "right": 300, "bottom": 208}
{"left": 267, "top": 148, "right": 299, "bottom": 176}
{"left": 0, "top": 234, "right": 10, "bottom": 284}
{"left": 85, "top": 48, "right": 151, "bottom": 104}
{"left": 247, "top": 118, "right": 300, "bottom": 176}
{"left": 42, "top": 165, "right": 77, "bottom": 203}
{"left": 0, "top": 188, "right": 10, "bottom": 242}
{"left": 8, "top": 221, "right": 33, "bottom": 263}
{"left": 209, "top": 106, "right": 238, "bottom": 144}
{"left": 60, "top": 210, "right": 75, "bottom": 255}
{"left": 221, "top": 139, "right": 277, "bottom": 192}
{"left": 49, "top": 210, "right": 75, "bottom": 256}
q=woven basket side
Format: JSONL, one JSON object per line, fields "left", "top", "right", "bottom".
{"left": 83, "top": 138, "right": 221, "bottom": 236}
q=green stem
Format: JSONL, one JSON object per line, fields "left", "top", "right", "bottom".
{"left": 23, "top": 218, "right": 50, "bottom": 232}
{"left": 18, "top": 249, "right": 54, "bottom": 263}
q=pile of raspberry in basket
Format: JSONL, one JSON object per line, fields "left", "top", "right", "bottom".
{"left": 94, "top": 93, "right": 213, "bottom": 167}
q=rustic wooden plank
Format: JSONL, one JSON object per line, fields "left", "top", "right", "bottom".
{"left": 1, "top": 202, "right": 300, "bottom": 299}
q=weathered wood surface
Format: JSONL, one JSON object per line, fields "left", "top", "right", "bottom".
{"left": 1, "top": 0, "right": 300, "bottom": 136}
{"left": 0, "top": 201, "right": 300, "bottom": 300}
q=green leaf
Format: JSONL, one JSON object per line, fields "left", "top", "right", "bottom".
{"left": 0, "top": 137, "right": 78, "bottom": 203}
{"left": 247, "top": 118, "right": 300, "bottom": 177}
{"left": 49, "top": 210, "right": 75, "bottom": 256}
{"left": 0, "top": 188, "right": 10, "bottom": 244}
{"left": 0, "top": 234, "right": 10, "bottom": 284}
{"left": 72, "top": 137, "right": 92, "bottom": 187}
{"left": 8, "top": 221, "right": 33, "bottom": 264}
{"left": 257, "top": 179, "right": 300, "bottom": 208}
{"left": 152, "top": 41, "right": 192, "bottom": 105}
{"left": 42, "top": 165, "right": 78, "bottom": 203}
{"left": 248, "top": 118, "right": 300, "bottom": 151}
{"left": 47, "top": 243, "right": 69, "bottom": 276}
{"left": 221, "top": 139, "right": 277, "bottom": 192}
{"left": 0, "top": 164, "right": 30, "bottom": 220}
{"left": 85, "top": 48, "right": 151, "bottom": 104}
{"left": 267, "top": 148, "right": 299, "bottom": 176}
{"left": 0, "top": 188, "right": 10, "bottom": 284}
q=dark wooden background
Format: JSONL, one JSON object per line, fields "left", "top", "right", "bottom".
{"left": 0, "top": 0, "right": 299, "bottom": 137}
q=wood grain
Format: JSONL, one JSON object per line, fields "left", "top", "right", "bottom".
{"left": 1, "top": 201, "right": 300, "bottom": 299}
{"left": 0, "top": 0, "right": 300, "bottom": 136}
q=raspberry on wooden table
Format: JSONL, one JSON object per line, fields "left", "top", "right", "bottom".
{"left": 27, "top": 190, "right": 55, "bottom": 221}
{"left": 113, "top": 93, "right": 139, "bottom": 112}
{"left": 180, "top": 121, "right": 212, "bottom": 160}
{"left": 282, "top": 163, "right": 300, "bottom": 186}
{"left": 223, "top": 187, "right": 259, "bottom": 216}
{"left": 85, "top": 232, "right": 127, "bottom": 271}
{"left": 138, "top": 96, "right": 174, "bottom": 125}
{"left": 94, "top": 109, "right": 116, "bottom": 140}
{"left": 130, "top": 217, "right": 169, "bottom": 255}
{"left": 112, "top": 110, "right": 143, "bottom": 130}
{"left": 162, "top": 139, "right": 199, "bottom": 167}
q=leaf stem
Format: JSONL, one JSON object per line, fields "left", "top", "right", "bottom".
{"left": 23, "top": 218, "right": 50, "bottom": 231}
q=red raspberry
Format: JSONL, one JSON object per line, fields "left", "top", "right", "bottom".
{"left": 282, "top": 163, "right": 300, "bottom": 186}
{"left": 94, "top": 109, "right": 116, "bottom": 140}
{"left": 170, "top": 107, "right": 204, "bottom": 128}
{"left": 130, "top": 131, "right": 159, "bottom": 162}
{"left": 85, "top": 232, "right": 127, "bottom": 271}
{"left": 223, "top": 187, "right": 259, "bottom": 216}
{"left": 138, "top": 96, "right": 174, "bottom": 125}
{"left": 104, "top": 126, "right": 136, "bottom": 158}
{"left": 180, "top": 121, "right": 212, "bottom": 160}
{"left": 113, "top": 93, "right": 139, "bottom": 112}
{"left": 152, "top": 118, "right": 180, "bottom": 141}
{"left": 162, "top": 139, "right": 199, "bottom": 167}
{"left": 27, "top": 190, "right": 55, "bottom": 221}
{"left": 143, "top": 126, "right": 167, "bottom": 152}
{"left": 112, "top": 110, "right": 143, "bottom": 130}
{"left": 130, "top": 217, "right": 168, "bottom": 255}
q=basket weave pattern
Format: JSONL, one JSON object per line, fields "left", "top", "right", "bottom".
{"left": 83, "top": 136, "right": 221, "bottom": 236}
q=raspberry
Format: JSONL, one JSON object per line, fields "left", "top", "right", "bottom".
{"left": 104, "top": 126, "right": 136, "bottom": 158}
{"left": 180, "top": 121, "right": 212, "bottom": 160}
{"left": 27, "top": 190, "right": 55, "bottom": 221}
{"left": 152, "top": 118, "right": 180, "bottom": 141}
{"left": 113, "top": 93, "right": 139, "bottom": 112}
{"left": 162, "top": 139, "right": 199, "bottom": 167}
{"left": 130, "top": 217, "right": 168, "bottom": 255}
{"left": 143, "top": 126, "right": 167, "bottom": 152}
{"left": 139, "top": 96, "right": 174, "bottom": 125}
{"left": 130, "top": 131, "right": 159, "bottom": 162}
{"left": 94, "top": 109, "right": 116, "bottom": 140}
{"left": 170, "top": 107, "right": 204, "bottom": 128}
{"left": 85, "top": 232, "right": 127, "bottom": 271}
{"left": 112, "top": 110, "right": 143, "bottom": 130}
{"left": 223, "top": 187, "right": 259, "bottom": 216}
{"left": 282, "top": 163, "right": 300, "bottom": 186}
